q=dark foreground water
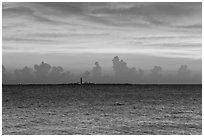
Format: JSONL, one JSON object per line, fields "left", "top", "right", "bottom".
{"left": 2, "top": 84, "right": 202, "bottom": 135}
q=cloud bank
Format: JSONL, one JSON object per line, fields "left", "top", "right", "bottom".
{"left": 2, "top": 56, "right": 201, "bottom": 84}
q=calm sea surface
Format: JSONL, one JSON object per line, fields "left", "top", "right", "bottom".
{"left": 2, "top": 84, "right": 202, "bottom": 135}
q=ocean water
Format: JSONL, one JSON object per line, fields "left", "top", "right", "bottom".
{"left": 2, "top": 84, "right": 202, "bottom": 135}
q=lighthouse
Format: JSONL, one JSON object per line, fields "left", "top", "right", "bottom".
{"left": 80, "top": 77, "right": 83, "bottom": 85}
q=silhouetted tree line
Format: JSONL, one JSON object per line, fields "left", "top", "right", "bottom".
{"left": 2, "top": 56, "right": 201, "bottom": 84}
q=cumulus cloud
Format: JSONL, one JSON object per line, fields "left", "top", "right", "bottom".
{"left": 151, "top": 66, "right": 162, "bottom": 74}
{"left": 34, "top": 61, "right": 51, "bottom": 82}
{"left": 2, "top": 65, "right": 13, "bottom": 84}
{"left": 149, "top": 66, "right": 162, "bottom": 83}
{"left": 177, "top": 65, "right": 190, "bottom": 76}
{"left": 91, "top": 62, "right": 102, "bottom": 82}
{"left": 92, "top": 62, "right": 102, "bottom": 76}
{"left": 176, "top": 65, "right": 191, "bottom": 83}
{"left": 14, "top": 66, "right": 34, "bottom": 83}
{"left": 82, "top": 70, "right": 91, "bottom": 83}
{"left": 2, "top": 65, "right": 7, "bottom": 83}
{"left": 49, "top": 66, "right": 64, "bottom": 83}
{"left": 112, "top": 56, "right": 137, "bottom": 83}
{"left": 137, "top": 68, "right": 145, "bottom": 82}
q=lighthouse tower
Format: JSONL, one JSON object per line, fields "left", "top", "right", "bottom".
{"left": 80, "top": 77, "right": 83, "bottom": 85}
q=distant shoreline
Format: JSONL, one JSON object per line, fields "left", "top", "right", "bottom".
{"left": 2, "top": 83, "right": 202, "bottom": 86}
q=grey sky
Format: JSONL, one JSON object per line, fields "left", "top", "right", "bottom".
{"left": 2, "top": 2, "right": 202, "bottom": 74}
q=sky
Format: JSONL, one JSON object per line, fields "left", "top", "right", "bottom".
{"left": 2, "top": 2, "right": 202, "bottom": 75}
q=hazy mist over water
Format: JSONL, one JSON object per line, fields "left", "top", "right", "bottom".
{"left": 2, "top": 56, "right": 202, "bottom": 84}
